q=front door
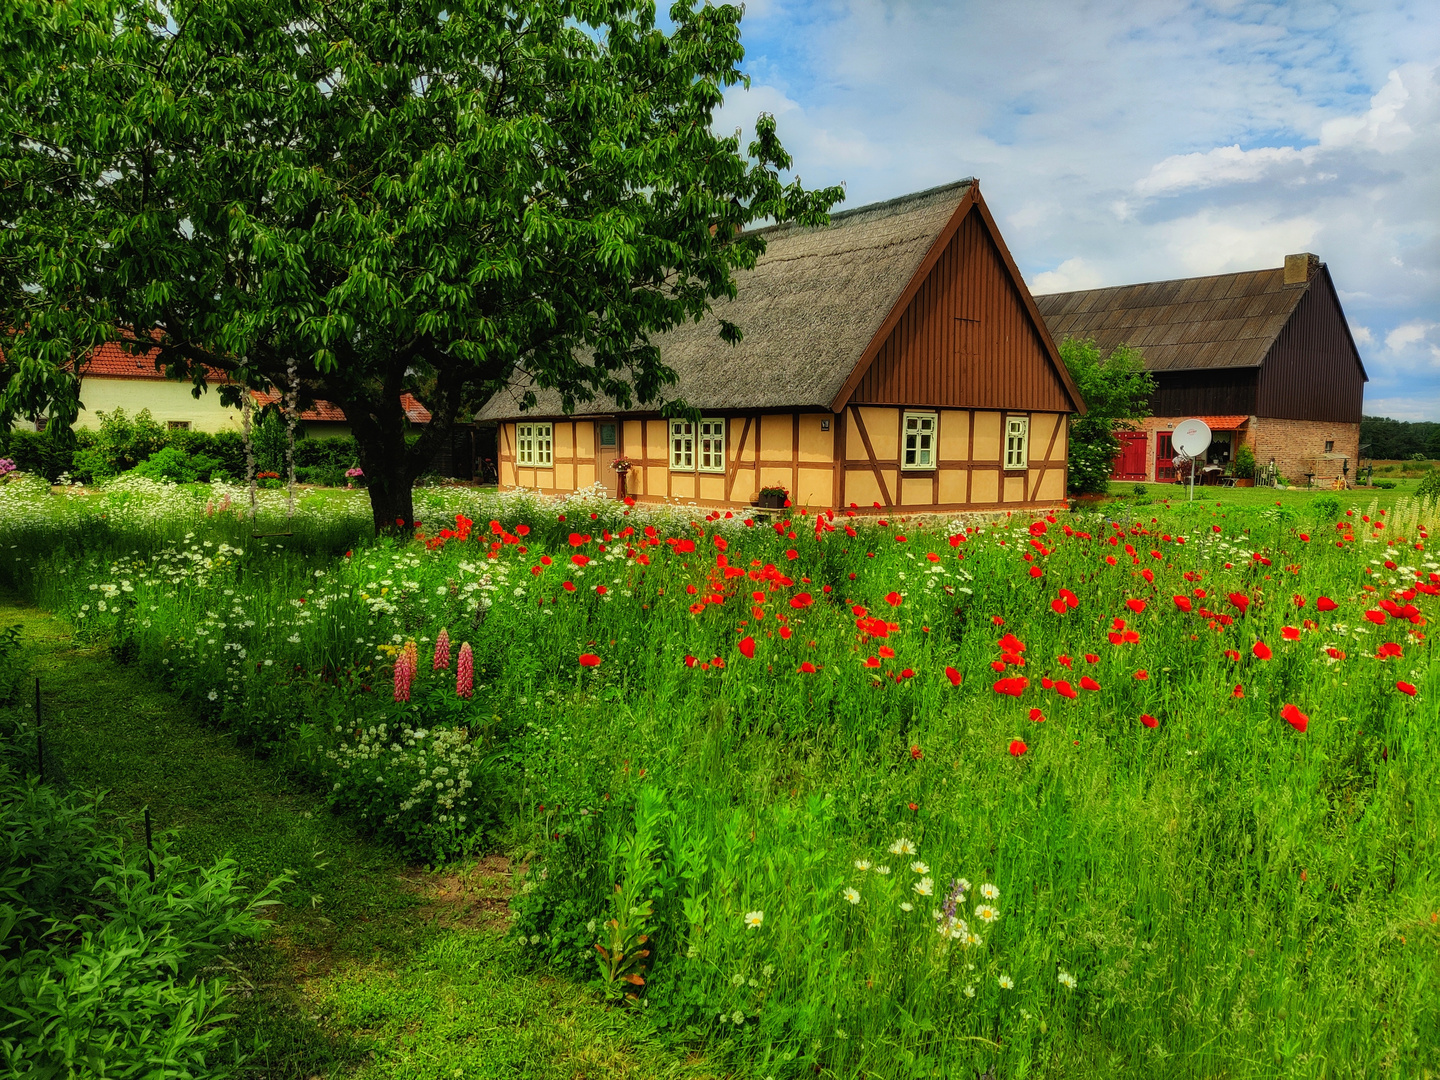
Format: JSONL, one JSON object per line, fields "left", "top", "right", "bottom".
{"left": 594, "top": 420, "right": 619, "bottom": 497}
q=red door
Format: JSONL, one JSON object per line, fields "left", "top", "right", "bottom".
{"left": 1155, "top": 433, "right": 1176, "bottom": 482}
{"left": 1112, "top": 432, "right": 1148, "bottom": 480}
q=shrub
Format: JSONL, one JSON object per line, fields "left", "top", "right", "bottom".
{"left": 1232, "top": 445, "right": 1256, "bottom": 479}
{"left": 1417, "top": 469, "right": 1440, "bottom": 501}
{"left": 1310, "top": 493, "right": 1341, "bottom": 519}
{"left": 129, "top": 446, "right": 222, "bottom": 484}
{"left": 0, "top": 761, "right": 286, "bottom": 1077}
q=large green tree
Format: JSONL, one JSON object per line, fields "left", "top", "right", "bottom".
{"left": 1059, "top": 338, "right": 1156, "bottom": 496}
{"left": 1, "top": 0, "right": 842, "bottom": 531}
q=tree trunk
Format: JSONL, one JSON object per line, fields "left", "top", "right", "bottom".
{"left": 355, "top": 417, "right": 418, "bottom": 536}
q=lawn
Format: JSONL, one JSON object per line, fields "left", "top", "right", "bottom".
{"left": 2, "top": 472, "right": 1437, "bottom": 1078}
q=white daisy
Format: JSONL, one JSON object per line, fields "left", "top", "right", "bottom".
{"left": 843, "top": 887, "right": 860, "bottom": 905}
{"left": 980, "top": 883, "right": 1000, "bottom": 900}
{"left": 854, "top": 859, "right": 872, "bottom": 872}
{"left": 888, "top": 838, "right": 917, "bottom": 856}
{"left": 974, "top": 904, "right": 999, "bottom": 923}
{"left": 1058, "top": 970, "right": 1077, "bottom": 990}
{"left": 910, "top": 861, "right": 929, "bottom": 874}
{"left": 998, "top": 974, "right": 1014, "bottom": 990}
{"left": 913, "top": 876, "right": 934, "bottom": 897}
{"left": 744, "top": 910, "right": 763, "bottom": 929}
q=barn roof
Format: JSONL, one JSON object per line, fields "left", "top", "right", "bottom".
{"left": 477, "top": 180, "right": 989, "bottom": 421}
{"left": 1033, "top": 266, "right": 1312, "bottom": 373}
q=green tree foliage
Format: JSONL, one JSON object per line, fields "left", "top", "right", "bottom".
{"left": 1059, "top": 338, "right": 1156, "bottom": 496}
{"left": 0, "top": 0, "right": 843, "bottom": 533}
{"left": 1360, "top": 416, "right": 1440, "bottom": 460}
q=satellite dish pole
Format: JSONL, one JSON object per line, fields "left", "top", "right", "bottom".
{"left": 1172, "top": 419, "right": 1212, "bottom": 503}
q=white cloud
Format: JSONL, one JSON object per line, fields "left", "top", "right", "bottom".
{"left": 1385, "top": 321, "right": 1439, "bottom": 352}
{"left": 1350, "top": 325, "right": 1374, "bottom": 347}
{"left": 1155, "top": 211, "right": 1320, "bottom": 277}
{"left": 1135, "top": 145, "right": 1315, "bottom": 197}
{"left": 1029, "top": 258, "right": 1105, "bottom": 294}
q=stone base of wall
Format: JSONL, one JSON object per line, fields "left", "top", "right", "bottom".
{"left": 1126, "top": 415, "right": 1360, "bottom": 486}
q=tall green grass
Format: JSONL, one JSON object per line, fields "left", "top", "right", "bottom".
{"left": 2, "top": 474, "right": 1437, "bottom": 1077}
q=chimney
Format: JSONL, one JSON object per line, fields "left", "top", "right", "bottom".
{"left": 1283, "top": 252, "right": 1320, "bottom": 286}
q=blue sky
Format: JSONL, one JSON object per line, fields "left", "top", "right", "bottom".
{"left": 711, "top": 0, "right": 1440, "bottom": 420}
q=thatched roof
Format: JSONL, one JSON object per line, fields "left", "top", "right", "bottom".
{"left": 476, "top": 180, "right": 973, "bottom": 420}
{"left": 1032, "top": 266, "right": 1311, "bottom": 373}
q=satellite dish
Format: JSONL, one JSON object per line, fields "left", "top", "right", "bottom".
{"left": 1172, "top": 419, "right": 1212, "bottom": 458}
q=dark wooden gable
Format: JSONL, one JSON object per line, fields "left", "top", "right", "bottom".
{"left": 1255, "top": 266, "right": 1367, "bottom": 423}
{"left": 835, "top": 189, "right": 1082, "bottom": 414}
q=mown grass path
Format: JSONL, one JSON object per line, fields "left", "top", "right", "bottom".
{"left": 2, "top": 588, "right": 702, "bottom": 1080}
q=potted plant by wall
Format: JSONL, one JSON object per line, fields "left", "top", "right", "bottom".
{"left": 757, "top": 484, "right": 789, "bottom": 509}
{"left": 1231, "top": 445, "right": 1256, "bottom": 487}
{"left": 611, "top": 456, "right": 633, "bottom": 500}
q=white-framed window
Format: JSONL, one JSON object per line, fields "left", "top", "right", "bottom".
{"left": 902, "top": 412, "right": 937, "bottom": 470}
{"left": 698, "top": 418, "right": 726, "bottom": 473}
{"left": 1004, "top": 415, "right": 1030, "bottom": 470}
{"left": 517, "top": 422, "right": 553, "bottom": 467}
{"left": 670, "top": 419, "right": 694, "bottom": 470}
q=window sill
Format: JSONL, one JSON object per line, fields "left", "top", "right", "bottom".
{"left": 899, "top": 468, "right": 937, "bottom": 477}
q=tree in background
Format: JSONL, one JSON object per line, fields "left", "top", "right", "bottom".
{"left": 1359, "top": 416, "right": 1440, "bottom": 461}
{"left": 1059, "top": 339, "right": 1156, "bottom": 496}
{"left": 1, "top": 0, "right": 842, "bottom": 533}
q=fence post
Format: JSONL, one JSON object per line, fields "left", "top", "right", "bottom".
{"left": 34, "top": 677, "right": 42, "bottom": 783}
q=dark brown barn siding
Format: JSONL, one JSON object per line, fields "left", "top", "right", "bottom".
{"left": 1256, "top": 271, "right": 1366, "bottom": 423}
{"left": 1150, "top": 369, "right": 1259, "bottom": 416}
{"left": 851, "top": 209, "right": 1072, "bottom": 411}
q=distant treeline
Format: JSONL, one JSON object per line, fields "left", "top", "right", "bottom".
{"left": 1361, "top": 416, "right": 1440, "bottom": 460}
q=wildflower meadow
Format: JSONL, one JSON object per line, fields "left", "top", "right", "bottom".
{"left": 2, "top": 474, "right": 1437, "bottom": 1077}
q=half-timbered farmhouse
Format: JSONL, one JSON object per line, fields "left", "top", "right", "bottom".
{"left": 478, "top": 180, "right": 1085, "bottom": 513}
{"left": 1035, "top": 254, "right": 1367, "bottom": 486}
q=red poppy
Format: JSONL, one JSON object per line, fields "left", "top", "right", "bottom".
{"left": 1173, "top": 595, "right": 1193, "bottom": 613}
{"left": 1126, "top": 598, "right": 1146, "bottom": 614}
{"left": 885, "top": 591, "right": 903, "bottom": 606}
{"left": 571, "top": 554, "right": 590, "bottom": 567}
{"left": 1281, "top": 626, "right": 1300, "bottom": 641}
{"left": 1029, "top": 707, "right": 1046, "bottom": 722}
{"left": 1134, "top": 669, "right": 1149, "bottom": 681}
{"left": 1252, "top": 642, "right": 1272, "bottom": 660}
{"left": 879, "top": 645, "right": 896, "bottom": 659}
{"left": 1028, "top": 565, "right": 1043, "bottom": 579}
{"left": 790, "top": 592, "right": 813, "bottom": 609}
{"left": 1316, "top": 596, "right": 1338, "bottom": 612}
{"left": 1225, "top": 649, "right": 1241, "bottom": 662}
{"left": 779, "top": 626, "right": 793, "bottom": 640}
{"left": 1397, "top": 681, "right": 1418, "bottom": 696}
{"left": 1080, "top": 676, "right": 1101, "bottom": 692}
{"left": 1008, "top": 739, "right": 1028, "bottom": 757}
{"left": 1057, "top": 655, "right": 1073, "bottom": 669}
{"left": 993, "top": 676, "right": 1029, "bottom": 697}
{"left": 562, "top": 581, "right": 576, "bottom": 592}
{"left": 944, "top": 666, "right": 963, "bottom": 687}
{"left": 991, "top": 615, "right": 1005, "bottom": 626}
{"left": 1280, "top": 703, "right": 1308, "bottom": 733}
{"left": 1055, "top": 680, "right": 1077, "bottom": 700}
{"left": 1228, "top": 592, "right": 1250, "bottom": 612}
{"left": 998, "top": 633, "right": 1027, "bottom": 654}
{"left": 1376, "top": 642, "right": 1402, "bottom": 659}
{"left": 899, "top": 667, "right": 915, "bottom": 679}
{"left": 797, "top": 661, "right": 818, "bottom": 674}
{"left": 579, "top": 653, "right": 601, "bottom": 668}
{"left": 1050, "top": 597, "right": 1067, "bottom": 615}
{"left": 1233, "top": 684, "right": 1244, "bottom": 698}
{"left": 1364, "top": 610, "right": 1387, "bottom": 625}
{"left": 711, "top": 656, "right": 726, "bottom": 669}
{"left": 910, "top": 744, "right": 923, "bottom": 760}
{"left": 738, "top": 636, "right": 756, "bottom": 659}
{"left": 1325, "top": 647, "right": 1346, "bottom": 660}
{"left": 1084, "top": 653, "right": 1099, "bottom": 664}
{"left": 1140, "top": 713, "right": 1159, "bottom": 729}
{"left": 684, "top": 655, "right": 698, "bottom": 668}
{"left": 864, "top": 656, "right": 881, "bottom": 668}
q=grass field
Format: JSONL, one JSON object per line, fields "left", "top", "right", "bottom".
{"left": 2, "top": 472, "right": 1437, "bottom": 1078}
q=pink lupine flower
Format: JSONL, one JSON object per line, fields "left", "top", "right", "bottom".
{"left": 457, "top": 641, "right": 474, "bottom": 699}
{"left": 434, "top": 626, "right": 451, "bottom": 670}
{"left": 394, "top": 640, "right": 418, "bottom": 702}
